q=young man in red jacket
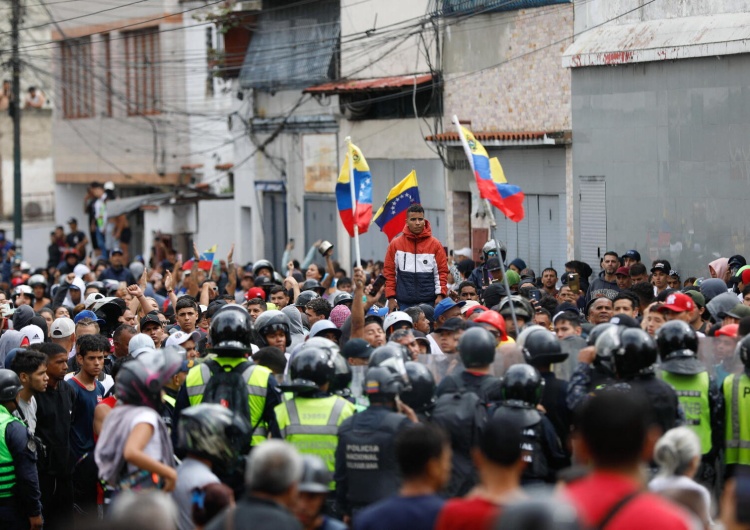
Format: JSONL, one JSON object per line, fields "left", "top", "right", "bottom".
{"left": 384, "top": 204, "right": 448, "bottom": 311}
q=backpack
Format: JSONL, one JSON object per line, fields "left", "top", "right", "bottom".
{"left": 431, "top": 374, "right": 495, "bottom": 496}
{"left": 202, "top": 359, "right": 253, "bottom": 423}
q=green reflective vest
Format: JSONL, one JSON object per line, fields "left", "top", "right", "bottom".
{"left": 724, "top": 373, "right": 750, "bottom": 465}
{"left": 0, "top": 406, "right": 20, "bottom": 499}
{"left": 185, "top": 357, "right": 271, "bottom": 446}
{"left": 274, "top": 395, "right": 355, "bottom": 488}
{"left": 661, "top": 371, "right": 711, "bottom": 454}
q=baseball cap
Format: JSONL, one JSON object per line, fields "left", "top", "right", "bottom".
{"left": 165, "top": 330, "right": 201, "bottom": 348}
{"left": 366, "top": 306, "right": 388, "bottom": 319}
{"left": 20, "top": 325, "right": 44, "bottom": 345}
{"left": 110, "top": 247, "right": 124, "bottom": 255}
{"left": 454, "top": 247, "right": 472, "bottom": 259}
{"left": 140, "top": 312, "right": 163, "bottom": 330}
{"left": 485, "top": 257, "right": 502, "bottom": 271}
{"left": 722, "top": 304, "right": 750, "bottom": 320}
{"left": 342, "top": 338, "right": 374, "bottom": 359}
{"left": 715, "top": 324, "right": 739, "bottom": 338}
{"left": 50, "top": 317, "right": 75, "bottom": 338}
{"left": 84, "top": 292, "right": 105, "bottom": 309}
{"left": 67, "top": 217, "right": 78, "bottom": 224}
{"left": 657, "top": 292, "right": 695, "bottom": 313}
{"left": 433, "top": 298, "right": 466, "bottom": 321}
{"left": 615, "top": 266, "right": 630, "bottom": 277}
{"left": 651, "top": 260, "right": 671, "bottom": 273}
{"left": 434, "top": 316, "right": 463, "bottom": 333}
{"left": 245, "top": 287, "right": 266, "bottom": 301}
{"left": 129, "top": 333, "right": 156, "bottom": 358}
{"left": 729, "top": 255, "right": 747, "bottom": 270}
{"left": 683, "top": 290, "right": 706, "bottom": 308}
{"left": 623, "top": 250, "right": 641, "bottom": 261}
{"left": 464, "top": 304, "right": 489, "bottom": 318}
{"left": 460, "top": 300, "right": 480, "bottom": 315}
{"left": 74, "top": 310, "right": 105, "bottom": 325}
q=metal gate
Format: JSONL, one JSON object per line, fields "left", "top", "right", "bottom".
{"left": 304, "top": 195, "right": 337, "bottom": 258}
{"left": 578, "top": 176, "right": 607, "bottom": 270}
{"left": 262, "top": 192, "right": 287, "bottom": 268}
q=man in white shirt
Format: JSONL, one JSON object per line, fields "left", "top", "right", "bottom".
{"left": 8, "top": 349, "right": 48, "bottom": 434}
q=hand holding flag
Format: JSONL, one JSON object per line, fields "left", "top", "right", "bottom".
{"left": 372, "top": 171, "right": 421, "bottom": 241}
{"left": 336, "top": 141, "right": 373, "bottom": 238}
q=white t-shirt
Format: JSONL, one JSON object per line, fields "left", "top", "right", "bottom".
{"left": 127, "top": 408, "right": 164, "bottom": 474}
{"left": 427, "top": 333, "right": 443, "bottom": 355}
{"left": 14, "top": 395, "right": 37, "bottom": 434}
{"left": 173, "top": 457, "right": 220, "bottom": 530}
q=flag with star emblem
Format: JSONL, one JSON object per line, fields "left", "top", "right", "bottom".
{"left": 336, "top": 142, "right": 373, "bottom": 237}
{"left": 457, "top": 125, "right": 525, "bottom": 222}
{"left": 372, "top": 170, "right": 421, "bottom": 241}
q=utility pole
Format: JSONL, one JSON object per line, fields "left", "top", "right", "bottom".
{"left": 11, "top": 0, "right": 22, "bottom": 259}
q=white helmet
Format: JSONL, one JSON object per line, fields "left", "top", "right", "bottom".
{"left": 28, "top": 274, "right": 47, "bottom": 287}
{"left": 383, "top": 311, "right": 413, "bottom": 334}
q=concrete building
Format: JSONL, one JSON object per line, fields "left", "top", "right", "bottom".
{"left": 564, "top": 0, "right": 750, "bottom": 278}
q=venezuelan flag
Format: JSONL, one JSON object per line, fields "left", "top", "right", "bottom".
{"left": 336, "top": 142, "right": 373, "bottom": 237}
{"left": 372, "top": 170, "right": 421, "bottom": 241}
{"left": 458, "top": 126, "right": 525, "bottom": 223}
{"left": 182, "top": 244, "right": 218, "bottom": 272}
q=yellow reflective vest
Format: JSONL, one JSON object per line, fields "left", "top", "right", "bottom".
{"left": 724, "top": 373, "right": 750, "bottom": 466}
{"left": 661, "top": 371, "right": 711, "bottom": 455}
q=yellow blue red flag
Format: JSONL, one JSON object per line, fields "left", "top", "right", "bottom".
{"left": 372, "top": 171, "right": 420, "bottom": 241}
{"left": 182, "top": 244, "right": 218, "bottom": 271}
{"left": 336, "top": 143, "right": 373, "bottom": 237}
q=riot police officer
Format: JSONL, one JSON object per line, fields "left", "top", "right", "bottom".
{"left": 492, "top": 364, "right": 568, "bottom": 484}
{"left": 0, "top": 369, "right": 42, "bottom": 530}
{"left": 334, "top": 365, "right": 414, "bottom": 518}
{"left": 400, "top": 361, "right": 436, "bottom": 422}
{"left": 435, "top": 327, "right": 502, "bottom": 400}
{"left": 656, "top": 320, "right": 723, "bottom": 489}
{"left": 520, "top": 326, "right": 571, "bottom": 452}
{"left": 275, "top": 347, "right": 355, "bottom": 485}
{"left": 566, "top": 322, "right": 617, "bottom": 411}
{"left": 175, "top": 305, "right": 282, "bottom": 447}
{"left": 724, "top": 334, "right": 750, "bottom": 476}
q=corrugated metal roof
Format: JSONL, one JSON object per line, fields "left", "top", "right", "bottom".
{"left": 239, "top": 0, "right": 339, "bottom": 91}
{"left": 434, "top": 0, "right": 570, "bottom": 16}
{"left": 563, "top": 12, "right": 750, "bottom": 68}
{"left": 304, "top": 74, "right": 433, "bottom": 94}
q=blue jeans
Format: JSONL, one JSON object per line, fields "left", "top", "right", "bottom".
{"left": 95, "top": 230, "right": 108, "bottom": 259}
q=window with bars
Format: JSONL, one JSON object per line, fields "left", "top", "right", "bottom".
{"left": 123, "top": 28, "right": 162, "bottom": 116}
{"left": 60, "top": 36, "right": 95, "bottom": 119}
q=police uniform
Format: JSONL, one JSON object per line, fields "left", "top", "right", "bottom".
{"left": 175, "top": 357, "right": 281, "bottom": 446}
{"left": 0, "top": 405, "right": 42, "bottom": 529}
{"left": 334, "top": 406, "right": 410, "bottom": 516}
{"left": 274, "top": 392, "right": 355, "bottom": 486}
{"left": 723, "top": 372, "right": 750, "bottom": 473}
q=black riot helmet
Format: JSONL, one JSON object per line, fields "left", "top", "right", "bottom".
{"left": 209, "top": 305, "right": 253, "bottom": 356}
{"left": 252, "top": 259, "right": 275, "bottom": 278}
{"left": 521, "top": 328, "right": 568, "bottom": 366}
{"left": 364, "top": 366, "right": 404, "bottom": 403}
{"left": 289, "top": 347, "right": 335, "bottom": 392}
{"left": 254, "top": 310, "right": 292, "bottom": 348}
{"left": 656, "top": 321, "right": 704, "bottom": 375}
{"left": 587, "top": 323, "right": 615, "bottom": 347}
{"left": 298, "top": 455, "right": 332, "bottom": 494}
{"left": 295, "top": 290, "right": 319, "bottom": 308}
{"left": 177, "top": 404, "right": 252, "bottom": 471}
{"left": 400, "top": 361, "right": 436, "bottom": 413}
{"left": 736, "top": 334, "right": 750, "bottom": 368}
{"left": 302, "top": 337, "right": 351, "bottom": 392}
{"left": 458, "top": 327, "right": 497, "bottom": 368}
{"left": 591, "top": 323, "right": 617, "bottom": 376}
{"left": 599, "top": 326, "right": 658, "bottom": 380}
{"left": 369, "top": 343, "right": 410, "bottom": 391}
{"left": 0, "top": 369, "right": 22, "bottom": 403}
{"left": 501, "top": 364, "right": 544, "bottom": 408}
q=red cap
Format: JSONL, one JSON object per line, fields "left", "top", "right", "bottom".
{"left": 716, "top": 323, "right": 739, "bottom": 338}
{"left": 615, "top": 266, "right": 630, "bottom": 277}
{"left": 464, "top": 304, "right": 489, "bottom": 318}
{"left": 657, "top": 292, "right": 695, "bottom": 313}
{"left": 245, "top": 287, "right": 266, "bottom": 301}
{"left": 742, "top": 269, "right": 750, "bottom": 285}
{"left": 473, "top": 310, "right": 508, "bottom": 341}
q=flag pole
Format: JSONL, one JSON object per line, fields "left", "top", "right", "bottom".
{"left": 451, "top": 115, "right": 519, "bottom": 334}
{"left": 345, "top": 136, "right": 362, "bottom": 268}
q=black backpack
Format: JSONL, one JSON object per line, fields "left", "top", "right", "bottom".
{"left": 431, "top": 374, "right": 495, "bottom": 496}
{"left": 202, "top": 359, "right": 253, "bottom": 424}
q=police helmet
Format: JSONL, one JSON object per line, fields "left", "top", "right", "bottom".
{"left": 116, "top": 348, "right": 183, "bottom": 410}
{"left": 482, "top": 239, "right": 507, "bottom": 263}
{"left": 521, "top": 327, "right": 568, "bottom": 366}
{"left": 298, "top": 455, "right": 332, "bottom": 494}
{"left": 590, "top": 323, "right": 617, "bottom": 376}
{"left": 587, "top": 322, "right": 615, "bottom": 347}
{"left": 302, "top": 337, "right": 351, "bottom": 392}
{"left": 655, "top": 321, "right": 704, "bottom": 375}
{"left": 736, "top": 334, "right": 750, "bottom": 368}
{"left": 598, "top": 326, "right": 658, "bottom": 380}
{"left": 177, "top": 404, "right": 251, "bottom": 469}
{"left": 254, "top": 310, "right": 291, "bottom": 348}
{"left": 290, "top": 347, "right": 335, "bottom": 390}
{"left": 364, "top": 366, "right": 404, "bottom": 400}
{"left": 498, "top": 296, "right": 534, "bottom": 321}
{"left": 400, "top": 361, "right": 436, "bottom": 413}
{"left": 383, "top": 311, "right": 413, "bottom": 335}
{"left": 333, "top": 292, "right": 353, "bottom": 307}
{"left": 0, "top": 369, "right": 22, "bottom": 402}
{"left": 458, "top": 327, "right": 497, "bottom": 368}
{"left": 252, "top": 259, "right": 275, "bottom": 278}
{"left": 295, "top": 291, "right": 319, "bottom": 308}
{"left": 209, "top": 304, "right": 253, "bottom": 355}
{"left": 368, "top": 344, "right": 410, "bottom": 389}
{"left": 501, "top": 364, "right": 544, "bottom": 408}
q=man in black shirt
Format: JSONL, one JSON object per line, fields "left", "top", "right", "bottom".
{"left": 34, "top": 343, "right": 76, "bottom": 530}
{"left": 65, "top": 218, "right": 88, "bottom": 259}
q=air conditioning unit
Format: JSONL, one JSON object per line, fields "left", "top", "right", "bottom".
{"left": 232, "top": 0, "right": 262, "bottom": 12}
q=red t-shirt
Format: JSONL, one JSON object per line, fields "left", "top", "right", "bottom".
{"left": 564, "top": 471, "right": 692, "bottom": 530}
{"left": 435, "top": 497, "right": 500, "bottom": 530}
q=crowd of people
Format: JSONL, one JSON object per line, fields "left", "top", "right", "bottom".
{"left": 2, "top": 203, "right": 750, "bottom": 530}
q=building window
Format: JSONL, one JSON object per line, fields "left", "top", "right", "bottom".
{"left": 219, "top": 13, "right": 256, "bottom": 79}
{"left": 102, "top": 33, "right": 112, "bottom": 117}
{"left": 60, "top": 36, "right": 94, "bottom": 119}
{"left": 123, "top": 28, "right": 161, "bottom": 116}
